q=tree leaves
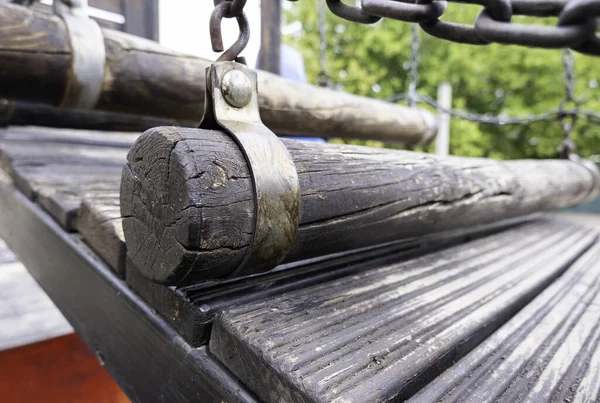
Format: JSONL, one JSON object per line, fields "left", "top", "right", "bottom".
{"left": 283, "top": 2, "right": 600, "bottom": 159}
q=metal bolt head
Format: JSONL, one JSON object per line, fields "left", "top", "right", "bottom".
{"left": 221, "top": 69, "right": 252, "bottom": 108}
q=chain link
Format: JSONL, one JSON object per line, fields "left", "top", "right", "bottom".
{"left": 386, "top": 45, "right": 596, "bottom": 159}
{"left": 316, "top": 0, "right": 600, "bottom": 55}
{"left": 210, "top": 0, "right": 250, "bottom": 63}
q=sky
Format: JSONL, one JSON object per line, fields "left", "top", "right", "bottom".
{"left": 159, "top": 0, "right": 262, "bottom": 66}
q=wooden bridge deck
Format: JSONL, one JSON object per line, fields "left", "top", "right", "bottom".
{"left": 0, "top": 125, "right": 599, "bottom": 403}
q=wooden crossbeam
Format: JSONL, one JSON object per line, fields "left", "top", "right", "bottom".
{"left": 0, "top": 3, "right": 437, "bottom": 144}
{"left": 121, "top": 127, "right": 600, "bottom": 285}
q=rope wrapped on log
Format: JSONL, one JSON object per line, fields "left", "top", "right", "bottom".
{"left": 0, "top": 3, "right": 437, "bottom": 145}
{"left": 120, "top": 126, "right": 600, "bottom": 285}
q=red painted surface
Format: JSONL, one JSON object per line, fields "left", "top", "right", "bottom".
{"left": 0, "top": 333, "right": 130, "bottom": 403}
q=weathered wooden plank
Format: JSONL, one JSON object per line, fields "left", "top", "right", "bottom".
{"left": 4, "top": 101, "right": 188, "bottom": 132}
{"left": 410, "top": 240, "right": 600, "bottom": 403}
{"left": 126, "top": 215, "right": 540, "bottom": 346}
{"left": 0, "top": 3, "right": 437, "bottom": 144}
{"left": 78, "top": 192, "right": 125, "bottom": 276}
{"left": 0, "top": 130, "right": 125, "bottom": 232}
{"left": 0, "top": 3, "right": 71, "bottom": 106}
{"left": 0, "top": 127, "right": 129, "bottom": 276}
{"left": 121, "top": 127, "right": 600, "bottom": 284}
{"left": 4, "top": 157, "right": 123, "bottom": 230}
{"left": 0, "top": 125, "right": 138, "bottom": 148}
{"left": 209, "top": 220, "right": 598, "bottom": 403}
{"left": 0, "top": 172, "right": 258, "bottom": 402}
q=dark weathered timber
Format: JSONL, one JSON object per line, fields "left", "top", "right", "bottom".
{"left": 0, "top": 127, "right": 127, "bottom": 254}
{"left": 410, "top": 241, "right": 600, "bottom": 403}
{"left": 0, "top": 125, "right": 138, "bottom": 148}
{"left": 209, "top": 220, "right": 598, "bottom": 403}
{"left": 0, "top": 141, "right": 125, "bottom": 230}
{"left": 126, "top": 215, "right": 541, "bottom": 346}
{"left": 0, "top": 125, "right": 536, "bottom": 348}
{"left": 121, "top": 127, "right": 600, "bottom": 285}
{"left": 5, "top": 101, "right": 190, "bottom": 132}
{"left": 0, "top": 3, "right": 436, "bottom": 144}
{"left": 78, "top": 192, "right": 126, "bottom": 276}
{"left": 0, "top": 127, "right": 133, "bottom": 276}
{"left": 0, "top": 171, "right": 257, "bottom": 403}
{"left": 0, "top": 3, "right": 71, "bottom": 106}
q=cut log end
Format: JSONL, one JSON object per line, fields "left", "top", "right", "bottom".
{"left": 120, "top": 126, "right": 254, "bottom": 284}
{"left": 121, "top": 126, "right": 600, "bottom": 286}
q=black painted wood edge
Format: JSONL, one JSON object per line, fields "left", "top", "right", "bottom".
{"left": 0, "top": 174, "right": 257, "bottom": 403}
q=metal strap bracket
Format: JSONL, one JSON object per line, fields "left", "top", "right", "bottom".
{"left": 200, "top": 61, "right": 301, "bottom": 277}
{"left": 54, "top": 0, "right": 106, "bottom": 109}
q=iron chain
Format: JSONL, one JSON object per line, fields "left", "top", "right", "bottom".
{"left": 388, "top": 36, "right": 593, "bottom": 159}
{"left": 316, "top": 0, "right": 600, "bottom": 55}
{"left": 210, "top": 0, "right": 250, "bottom": 63}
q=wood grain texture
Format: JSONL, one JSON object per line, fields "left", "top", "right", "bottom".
{"left": 0, "top": 3, "right": 436, "bottom": 144}
{"left": 410, "top": 240, "right": 600, "bottom": 403}
{"left": 6, "top": 101, "right": 190, "bottom": 132}
{"left": 0, "top": 176, "right": 258, "bottom": 402}
{"left": 0, "top": 140, "right": 125, "bottom": 230}
{"left": 96, "top": 29, "right": 206, "bottom": 121}
{"left": 209, "top": 220, "right": 597, "bottom": 403}
{"left": 0, "top": 127, "right": 129, "bottom": 275}
{"left": 78, "top": 192, "right": 125, "bottom": 276}
{"left": 121, "top": 127, "right": 600, "bottom": 284}
{"left": 127, "top": 216, "right": 538, "bottom": 346}
{"left": 120, "top": 127, "right": 254, "bottom": 284}
{"left": 0, "top": 3, "right": 71, "bottom": 106}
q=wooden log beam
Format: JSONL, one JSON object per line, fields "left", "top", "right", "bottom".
{"left": 0, "top": 3, "right": 437, "bottom": 144}
{"left": 120, "top": 127, "right": 600, "bottom": 285}
{"left": 2, "top": 101, "right": 192, "bottom": 132}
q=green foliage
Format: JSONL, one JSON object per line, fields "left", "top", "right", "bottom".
{"left": 283, "top": 2, "right": 600, "bottom": 159}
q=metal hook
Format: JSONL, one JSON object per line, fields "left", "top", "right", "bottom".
{"left": 210, "top": 1, "right": 250, "bottom": 63}
{"left": 213, "top": 0, "right": 247, "bottom": 18}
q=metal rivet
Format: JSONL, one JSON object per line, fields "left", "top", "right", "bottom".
{"left": 221, "top": 69, "right": 252, "bottom": 108}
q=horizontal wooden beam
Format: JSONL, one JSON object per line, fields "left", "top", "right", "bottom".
{"left": 120, "top": 127, "right": 600, "bottom": 285}
{"left": 0, "top": 3, "right": 436, "bottom": 144}
{"left": 2, "top": 101, "right": 190, "bottom": 132}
